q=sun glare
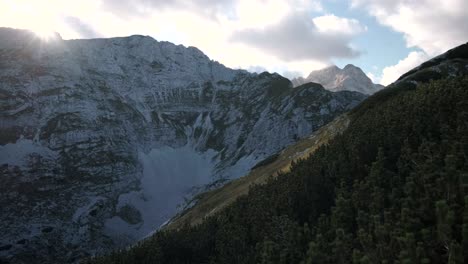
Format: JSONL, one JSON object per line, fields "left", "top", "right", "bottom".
{"left": 32, "top": 27, "right": 57, "bottom": 41}
{"left": 2, "top": 0, "right": 59, "bottom": 41}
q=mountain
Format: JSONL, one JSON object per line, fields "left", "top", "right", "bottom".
{"left": 0, "top": 28, "right": 366, "bottom": 263}
{"left": 165, "top": 114, "right": 351, "bottom": 230}
{"left": 88, "top": 43, "right": 468, "bottom": 264}
{"left": 291, "top": 64, "right": 384, "bottom": 94}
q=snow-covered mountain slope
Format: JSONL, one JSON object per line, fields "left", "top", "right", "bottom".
{"left": 0, "top": 28, "right": 366, "bottom": 263}
{"left": 292, "top": 64, "right": 384, "bottom": 94}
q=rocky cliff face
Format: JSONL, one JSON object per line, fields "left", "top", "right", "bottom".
{"left": 292, "top": 64, "right": 384, "bottom": 94}
{"left": 0, "top": 28, "right": 366, "bottom": 263}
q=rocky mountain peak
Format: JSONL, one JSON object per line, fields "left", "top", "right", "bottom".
{"left": 292, "top": 64, "right": 383, "bottom": 95}
{"left": 343, "top": 64, "right": 364, "bottom": 74}
{"left": 343, "top": 63, "right": 359, "bottom": 69}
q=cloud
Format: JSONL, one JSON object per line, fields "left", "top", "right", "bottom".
{"left": 246, "top": 65, "right": 304, "bottom": 79}
{"left": 380, "top": 51, "right": 429, "bottom": 85}
{"left": 366, "top": 72, "right": 379, "bottom": 83}
{"left": 352, "top": 0, "right": 468, "bottom": 56}
{"left": 100, "top": 0, "right": 322, "bottom": 21}
{"left": 313, "top": 14, "right": 366, "bottom": 35}
{"left": 63, "top": 16, "right": 101, "bottom": 38}
{"left": 230, "top": 13, "right": 363, "bottom": 61}
{"left": 352, "top": 0, "right": 468, "bottom": 86}
{"left": 247, "top": 65, "right": 268, "bottom": 73}
{"left": 100, "top": 0, "right": 237, "bottom": 19}
{"left": 281, "top": 70, "right": 303, "bottom": 79}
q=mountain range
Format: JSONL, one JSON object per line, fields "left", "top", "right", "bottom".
{"left": 89, "top": 42, "right": 468, "bottom": 264}
{"left": 1, "top": 26, "right": 466, "bottom": 264}
{"left": 0, "top": 28, "right": 366, "bottom": 263}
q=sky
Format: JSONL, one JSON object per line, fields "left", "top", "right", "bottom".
{"left": 0, "top": 0, "right": 467, "bottom": 85}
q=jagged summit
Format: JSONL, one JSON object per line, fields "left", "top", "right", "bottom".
{"left": 291, "top": 64, "right": 384, "bottom": 95}
{"left": 343, "top": 63, "right": 358, "bottom": 69}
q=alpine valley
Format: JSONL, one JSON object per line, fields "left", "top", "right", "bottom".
{"left": 87, "top": 42, "right": 468, "bottom": 263}
{"left": 0, "top": 28, "right": 368, "bottom": 263}
{"left": 1, "top": 27, "right": 467, "bottom": 264}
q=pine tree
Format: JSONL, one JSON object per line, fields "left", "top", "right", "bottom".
{"left": 436, "top": 200, "right": 455, "bottom": 261}
{"left": 462, "top": 196, "right": 468, "bottom": 263}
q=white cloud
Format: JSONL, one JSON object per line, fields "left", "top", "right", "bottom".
{"left": 62, "top": 16, "right": 101, "bottom": 38}
{"left": 366, "top": 72, "right": 379, "bottom": 83}
{"left": 352, "top": 0, "right": 468, "bottom": 86}
{"left": 380, "top": 51, "right": 429, "bottom": 85}
{"left": 230, "top": 13, "right": 363, "bottom": 61}
{"left": 352, "top": 0, "right": 468, "bottom": 56}
{"left": 313, "top": 14, "right": 366, "bottom": 35}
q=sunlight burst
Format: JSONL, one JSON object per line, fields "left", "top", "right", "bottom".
{"left": 33, "top": 27, "right": 57, "bottom": 41}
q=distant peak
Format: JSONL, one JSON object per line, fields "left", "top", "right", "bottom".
{"left": 343, "top": 64, "right": 357, "bottom": 69}
{"left": 343, "top": 64, "right": 365, "bottom": 74}
{"left": 292, "top": 63, "right": 382, "bottom": 94}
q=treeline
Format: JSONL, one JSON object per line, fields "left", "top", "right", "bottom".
{"left": 87, "top": 76, "right": 468, "bottom": 263}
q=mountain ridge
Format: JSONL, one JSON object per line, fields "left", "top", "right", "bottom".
{"left": 165, "top": 42, "right": 468, "bottom": 232}
{"left": 0, "top": 28, "right": 365, "bottom": 263}
{"left": 88, "top": 41, "right": 468, "bottom": 264}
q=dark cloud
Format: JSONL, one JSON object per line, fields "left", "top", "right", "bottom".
{"left": 230, "top": 14, "right": 361, "bottom": 62}
{"left": 100, "top": 0, "right": 236, "bottom": 19}
{"left": 63, "top": 16, "right": 102, "bottom": 39}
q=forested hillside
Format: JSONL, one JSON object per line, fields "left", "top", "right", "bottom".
{"left": 87, "top": 48, "right": 468, "bottom": 263}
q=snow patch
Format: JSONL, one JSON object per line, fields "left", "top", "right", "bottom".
{"left": 0, "top": 138, "right": 58, "bottom": 167}
{"left": 104, "top": 145, "right": 218, "bottom": 240}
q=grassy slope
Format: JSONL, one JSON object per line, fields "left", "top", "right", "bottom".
{"left": 166, "top": 114, "right": 350, "bottom": 230}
